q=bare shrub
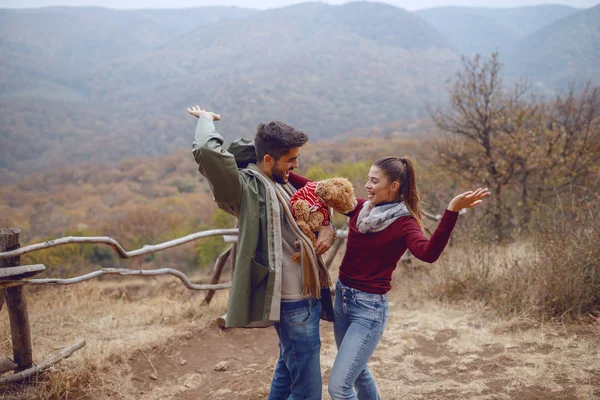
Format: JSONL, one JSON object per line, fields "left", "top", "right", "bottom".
{"left": 494, "top": 190, "right": 600, "bottom": 319}
{"left": 427, "top": 190, "right": 599, "bottom": 320}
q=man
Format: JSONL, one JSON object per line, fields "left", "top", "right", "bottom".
{"left": 188, "top": 105, "right": 335, "bottom": 399}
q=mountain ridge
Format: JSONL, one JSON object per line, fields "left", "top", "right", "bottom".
{"left": 416, "top": 4, "right": 580, "bottom": 56}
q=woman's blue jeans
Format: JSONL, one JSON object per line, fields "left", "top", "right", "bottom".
{"left": 328, "top": 280, "right": 389, "bottom": 400}
{"left": 269, "top": 297, "right": 323, "bottom": 400}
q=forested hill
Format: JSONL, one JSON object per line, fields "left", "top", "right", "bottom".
{"left": 509, "top": 4, "right": 600, "bottom": 88}
{"left": 1, "top": 2, "right": 597, "bottom": 180}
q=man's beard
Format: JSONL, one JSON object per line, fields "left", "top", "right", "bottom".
{"left": 271, "top": 164, "right": 289, "bottom": 184}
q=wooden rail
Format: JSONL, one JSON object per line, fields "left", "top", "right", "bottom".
{"left": 0, "top": 229, "right": 239, "bottom": 260}
{"left": 0, "top": 268, "right": 233, "bottom": 290}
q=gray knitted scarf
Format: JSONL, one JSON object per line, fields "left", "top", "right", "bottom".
{"left": 356, "top": 201, "right": 410, "bottom": 233}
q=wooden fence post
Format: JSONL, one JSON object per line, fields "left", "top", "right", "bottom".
{"left": 325, "top": 223, "right": 348, "bottom": 269}
{"left": 325, "top": 238, "right": 344, "bottom": 269}
{"left": 1, "top": 228, "right": 33, "bottom": 371}
{"left": 230, "top": 221, "right": 238, "bottom": 281}
{"left": 203, "top": 247, "right": 232, "bottom": 305}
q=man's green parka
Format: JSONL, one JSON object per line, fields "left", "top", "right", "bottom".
{"left": 192, "top": 117, "right": 333, "bottom": 328}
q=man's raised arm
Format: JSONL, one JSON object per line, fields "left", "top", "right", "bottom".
{"left": 189, "top": 106, "right": 243, "bottom": 216}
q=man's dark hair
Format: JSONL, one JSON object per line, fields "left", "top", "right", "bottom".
{"left": 254, "top": 121, "right": 309, "bottom": 161}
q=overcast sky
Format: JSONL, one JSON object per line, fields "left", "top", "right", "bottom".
{"left": 1, "top": 0, "right": 598, "bottom": 11}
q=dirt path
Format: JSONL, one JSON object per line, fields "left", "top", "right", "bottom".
{"left": 130, "top": 324, "right": 279, "bottom": 399}
{"left": 129, "top": 298, "right": 600, "bottom": 400}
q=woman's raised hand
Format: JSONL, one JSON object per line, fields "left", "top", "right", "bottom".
{"left": 447, "top": 188, "right": 490, "bottom": 212}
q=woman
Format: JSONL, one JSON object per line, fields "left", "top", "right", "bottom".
{"left": 290, "top": 156, "right": 489, "bottom": 400}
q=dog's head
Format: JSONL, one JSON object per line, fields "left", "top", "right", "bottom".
{"left": 316, "top": 177, "right": 358, "bottom": 214}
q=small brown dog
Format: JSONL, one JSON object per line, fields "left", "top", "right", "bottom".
{"left": 290, "top": 177, "right": 357, "bottom": 260}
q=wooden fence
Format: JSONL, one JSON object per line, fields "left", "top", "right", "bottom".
{"left": 0, "top": 210, "right": 448, "bottom": 385}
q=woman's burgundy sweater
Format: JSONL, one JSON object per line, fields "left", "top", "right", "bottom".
{"left": 289, "top": 172, "right": 459, "bottom": 294}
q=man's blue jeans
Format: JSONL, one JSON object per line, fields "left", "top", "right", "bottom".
{"left": 268, "top": 297, "right": 322, "bottom": 400}
{"left": 328, "top": 280, "right": 389, "bottom": 400}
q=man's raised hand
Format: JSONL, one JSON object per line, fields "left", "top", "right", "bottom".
{"left": 187, "top": 105, "right": 221, "bottom": 121}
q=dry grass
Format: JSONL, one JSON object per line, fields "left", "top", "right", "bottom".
{"left": 0, "top": 277, "right": 228, "bottom": 399}
{"left": 363, "top": 272, "right": 600, "bottom": 400}
{"left": 421, "top": 195, "right": 600, "bottom": 321}
{"left": 1, "top": 231, "right": 599, "bottom": 399}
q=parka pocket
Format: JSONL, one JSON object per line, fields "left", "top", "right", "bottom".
{"left": 249, "top": 257, "right": 273, "bottom": 321}
{"left": 250, "top": 257, "right": 270, "bottom": 290}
